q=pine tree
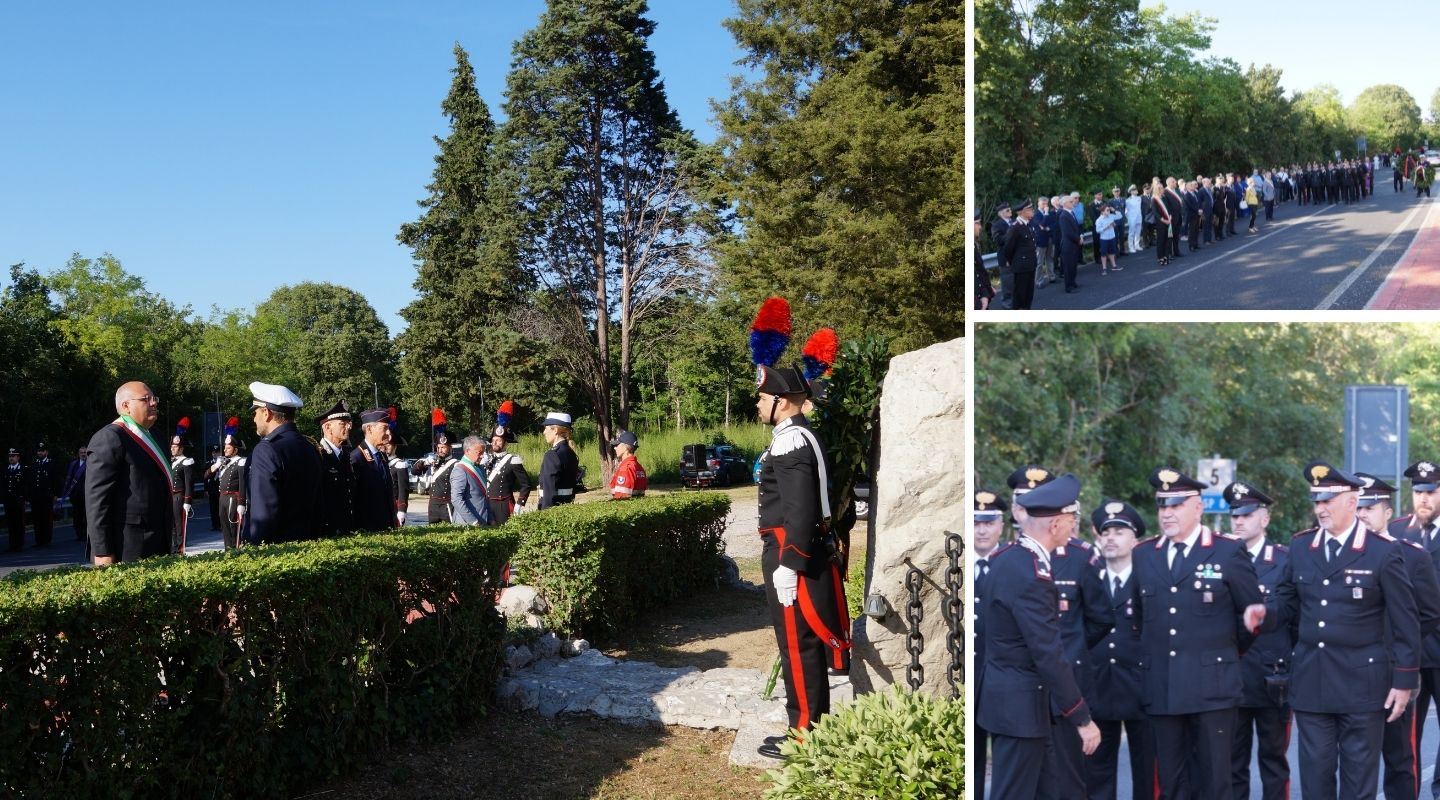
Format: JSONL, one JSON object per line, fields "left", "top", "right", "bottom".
{"left": 397, "top": 44, "right": 527, "bottom": 433}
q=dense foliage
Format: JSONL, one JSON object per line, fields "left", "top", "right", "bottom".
{"left": 511, "top": 491, "right": 730, "bottom": 639}
{"left": 0, "top": 528, "right": 517, "bottom": 799}
{"left": 976, "top": 0, "right": 1427, "bottom": 234}
{"left": 761, "top": 685, "right": 964, "bottom": 799}
{"left": 976, "top": 323, "right": 1440, "bottom": 540}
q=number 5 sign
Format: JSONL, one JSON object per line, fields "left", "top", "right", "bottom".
{"left": 1196, "top": 457, "right": 1235, "bottom": 491}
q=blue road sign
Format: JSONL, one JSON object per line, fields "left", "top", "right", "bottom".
{"left": 1202, "top": 493, "right": 1230, "bottom": 514}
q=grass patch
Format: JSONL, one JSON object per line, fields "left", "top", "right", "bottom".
{"left": 508, "top": 422, "right": 772, "bottom": 486}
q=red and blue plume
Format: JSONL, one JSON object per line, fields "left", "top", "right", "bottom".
{"left": 801, "top": 328, "right": 839, "bottom": 381}
{"left": 749, "top": 297, "right": 791, "bottom": 367}
{"left": 223, "top": 416, "right": 238, "bottom": 438}
{"left": 431, "top": 408, "right": 446, "bottom": 439}
{"left": 496, "top": 400, "right": 514, "bottom": 428}
{"left": 387, "top": 405, "right": 398, "bottom": 433}
{"left": 174, "top": 416, "right": 190, "bottom": 439}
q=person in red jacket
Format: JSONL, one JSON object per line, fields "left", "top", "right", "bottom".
{"left": 608, "top": 430, "right": 647, "bottom": 500}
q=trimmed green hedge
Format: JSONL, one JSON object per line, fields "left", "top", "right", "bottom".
{"left": 0, "top": 528, "right": 517, "bottom": 799}
{"left": 508, "top": 492, "right": 731, "bottom": 640}
{"left": 0, "top": 493, "right": 730, "bottom": 798}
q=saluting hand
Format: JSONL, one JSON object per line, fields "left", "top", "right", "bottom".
{"left": 1386, "top": 688, "right": 1413, "bottom": 723}
{"left": 1077, "top": 721, "right": 1101, "bottom": 755}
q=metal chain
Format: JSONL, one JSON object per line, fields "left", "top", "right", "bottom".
{"left": 905, "top": 565, "right": 925, "bottom": 691}
{"left": 944, "top": 531, "right": 965, "bottom": 697}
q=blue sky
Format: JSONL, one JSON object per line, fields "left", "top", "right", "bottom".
{"left": 0, "top": 1, "right": 746, "bottom": 335}
{"left": 1148, "top": 0, "right": 1439, "bottom": 116}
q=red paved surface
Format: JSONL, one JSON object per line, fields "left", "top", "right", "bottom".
{"left": 1369, "top": 199, "right": 1440, "bottom": 309}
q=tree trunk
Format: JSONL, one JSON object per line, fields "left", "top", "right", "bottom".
{"left": 589, "top": 100, "right": 615, "bottom": 479}
{"left": 619, "top": 245, "right": 632, "bottom": 431}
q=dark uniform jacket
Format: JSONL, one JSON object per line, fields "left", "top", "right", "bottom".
{"left": 1394, "top": 516, "right": 1440, "bottom": 666}
{"left": 1131, "top": 526, "right": 1261, "bottom": 715}
{"left": 485, "top": 451, "right": 532, "bottom": 504}
{"left": 990, "top": 218, "right": 1011, "bottom": 266}
{"left": 1086, "top": 566, "right": 1145, "bottom": 721}
{"left": 245, "top": 421, "right": 322, "bottom": 545}
{"left": 414, "top": 454, "right": 456, "bottom": 502}
{"left": 1261, "top": 523, "right": 1421, "bottom": 713}
{"left": 317, "top": 439, "right": 353, "bottom": 536}
{"left": 1162, "top": 188, "right": 1185, "bottom": 230}
{"left": 1380, "top": 528, "right": 1440, "bottom": 668}
{"left": 168, "top": 456, "right": 194, "bottom": 503}
{"left": 538, "top": 440, "right": 579, "bottom": 509}
{"left": 1001, "top": 219, "right": 1038, "bottom": 274}
{"left": 978, "top": 538, "right": 1092, "bottom": 738}
{"left": 1051, "top": 540, "right": 1113, "bottom": 698}
{"left": 349, "top": 441, "right": 394, "bottom": 532}
{"left": 4, "top": 462, "right": 25, "bottom": 500}
{"left": 1240, "top": 542, "right": 1294, "bottom": 708}
{"left": 84, "top": 422, "right": 172, "bottom": 561}
{"left": 27, "top": 457, "right": 61, "bottom": 501}
{"left": 216, "top": 455, "right": 246, "bottom": 500}
{"left": 757, "top": 416, "right": 827, "bottom": 574}
{"left": 1059, "top": 211, "right": 1082, "bottom": 257}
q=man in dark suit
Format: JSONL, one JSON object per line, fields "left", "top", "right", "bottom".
{"left": 315, "top": 400, "right": 355, "bottom": 537}
{"left": 1085, "top": 500, "right": 1154, "bottom": 800}
{"left": 1199, "top": 177, "right": 1215, "bottom": 245}
{"left": 978, "top": 475, "right": 1101, "bottom": 800}
{"left": 1183, "top": 181, "right": 1202, "bottom": 251}
{"left": 243, "top": 381, "right": 322, "bottom": 545}
{"left": 973, "top": 487, "right": 1007, "bottom": 800}
{"left": 85, "top": 381, "right": 173, "bottom": 564}
{"left": 1358, "top": 472, "right": 1440, "bottom": 800}
{"left": 1390, "top": 460, "right": 1440, "bottom": 800}
{"left": 350, "top": 407, "right": 397, "bottom": 532}
{"left": 1245, "top": 462, "right": 1421, "bottom": 800}
{"left": 991, "top": 203, "right": 1014, "bottom": 308}
{"left": 1225, "top": 173, "right": 1241, "bottom": 236}
{"left": 1223, "top": 481, "right": 1293, "bottom": 800}
{"left": 62, "top": 445, "right": 87, "bottom": 542}
{"left": 27, "top": 442, "right": 60, "bottom": 548}
{"left": 3, "top": 448, "right": 24, "bottom": 551}
{"left": 1162, "top": 179, "right": 1186, "bottom": 258}
{"left": 1049, "top": 529, "right": 1112, "bottom": 796}
{"left": 1059, "top": 196, "right": 1083, "bottom": 294}
{"left": 1002, "top": 199, "right": 1039, "bottom": 309}
{"left": 1132, "top": 466, "right": 1261, "bottom": 799}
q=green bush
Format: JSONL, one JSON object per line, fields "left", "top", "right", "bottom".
{"left": 509, "top": 492, "right": 730, "bottom": 640}
{"left": 0, "top": 528, "right": 517, "bottom": 800}
{"left": 762, "top": 685, "right": 965, "bottom": 800}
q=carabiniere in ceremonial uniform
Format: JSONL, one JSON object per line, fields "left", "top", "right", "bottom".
{"left": 483, "top": 401, "right": 531, "bottom": 525}
{"left": 1390, "top": 460, "right": 1440, "bottom": 800}
{"left": 168, "top": 423, "right": 195, "bottom": 554}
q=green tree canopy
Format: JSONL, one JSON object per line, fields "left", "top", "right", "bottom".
{"left": 1348, "top": 84, "right": 1422, "bottom": 153}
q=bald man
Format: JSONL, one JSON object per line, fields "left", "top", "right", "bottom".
{"left": 84, "top": 381, "right": 174, "bottom": 564}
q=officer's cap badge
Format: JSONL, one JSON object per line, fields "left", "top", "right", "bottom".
{"left": 1422, "top": 462, "right": 1436, "bottom": 474}
{"left": 1024, "top": 467, "right": 1049, "bottom": 487}
{"left": 1105, "top": 501, "right": 1123, "bottom": 517}
{"left": 976, "top": 490, "right": 996, "bottom": 509}
{"left": 1233, "top": 483, "right": 1249, "bottom": 496}
{"left": 1310, "top": 464, "right": 1330, "bottom": 484}
{"left": 1157, "top": 468, "right": 1179, "bottom": 490}
{"left": 1360, "top": 476, "right": 1374, "bottom": 488}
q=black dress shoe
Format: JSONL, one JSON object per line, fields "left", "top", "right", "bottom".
{"left": 758, "top": 742, "right": 785, "bottom": 759}
{"left": 763, "top": 735, "right": 787, "bottom": 746}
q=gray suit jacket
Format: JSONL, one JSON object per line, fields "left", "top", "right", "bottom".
{"left": 449, "top": 460, "right": 487, "bottom": 525}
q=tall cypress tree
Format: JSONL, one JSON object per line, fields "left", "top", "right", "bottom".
{"left": 497, "top": 0, "right": 710, "bottom": 471}
{"left": 716, "top": 0, "right": 963, "bottom": 350}
{"left": 398, "top": 44, "right": 527, "bottom": 432}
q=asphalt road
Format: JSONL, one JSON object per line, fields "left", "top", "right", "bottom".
{"left": 1012, "top": 173, "right": 1434, "bottom": 311}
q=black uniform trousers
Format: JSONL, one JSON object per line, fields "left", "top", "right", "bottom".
{"left": 1012, "top": 269, "right": 1035, "bottom": 310}
{"left": 990, "top": 732, "right": 1048, "bottom": 800}
{"left": 170, "top": 491, "right": 187, "bottom": 553}
{"left": 1413, "top": 668, "right": 1440, "bottom": 797}
{"left": 976, "top": 723, "right": 989, "bottom": 800}
{"left": 1382, "top": 699, "right": 1419, "bottom": 800}
{"left": 207, "top": 479, "right": 221, "bottom": 530}
{"left": 69, "top": 491, "right": 85, "bottom": 542}
{"left": 427, "top": 497, "right": 451, "bottom": 524}
{"left": 761, "top": 532, "right": 845, "bottom": 731}
{"left": 1233, "top": 705, "right": 1291, "bottom": 800}
{"left": 1396, "top": 171, "right": 1405, "bottom": 192}
{"left": 1088, "top": 717, "right": 1155, "bottom": 800}
{"left": 1151, "top": 708, "right": 1236, "bottom": 800}
{"left": 219, "top": 493, "right": 243, "bottom": 550}
{"left": 30, "top": 496, "right": 52, "bottom": 546}
{"left": 1040, "top": 721, "right": 1084, "bottom": 800}
{"left": 1294, "top": 709, "right": 1385, "bottom": 800}
{"left": 4, "top": 496, "right": 23, "bottom": 551}
{"left": 1187, "top": 215, "right": 1201, "bottom": 250}
{"left": 487, "top": 497, "right": 514, "bottom": 526}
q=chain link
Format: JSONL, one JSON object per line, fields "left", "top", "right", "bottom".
{"left": 944, "top": 531, "right": 965, "bottom": 697}
{"left": 905, "top": 564, "right": 925, "bottom": 691}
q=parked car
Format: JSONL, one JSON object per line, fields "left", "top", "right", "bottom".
{"left": 1425, "top": 150, "right": 1440, "bottom": 171}
{"left": 679, "top": 444, "right": 751, "bottom": 487}
{"left": 852, "top": 477, "right": 870, "bottom": 520}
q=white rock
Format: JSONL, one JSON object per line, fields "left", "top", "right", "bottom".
{"left": 566, "top": 638, "right": 591, "bottom": 656}
{"left": 505, "top": 645, "right": 534, "bottom": 672}
{"left": 850, "top": 336, "right": 964, "bottom": 700}
{"left": 533, "top": 632, "right": 562, "bottom": 660}
{"left": 498, "top": 585, "right": 548, "bottom": 616}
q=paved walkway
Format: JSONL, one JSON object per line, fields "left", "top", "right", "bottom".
{"left": 1368, "top": 194, "right": 1440, "bottom": 309}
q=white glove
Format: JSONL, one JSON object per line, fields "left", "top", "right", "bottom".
{"left": 183, "top": 503, "right": 192, "bottom": 516}
{"left": 396, "top": 511, "right": 407, "bottom": 526}
{"left": 236, "top": 505, "right": 246, "bottom": 518}
{"left": 772, "top": 565, "right": 799, "bottom": 607}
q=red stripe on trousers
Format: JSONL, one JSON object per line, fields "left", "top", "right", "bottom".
{"left": 784, "top": 604, "right": 810, "bottom": 729}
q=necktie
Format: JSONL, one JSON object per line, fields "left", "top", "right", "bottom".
{"left": 977, "top": 558, "right": 988, "bottom": 578}
{"left": 1112, "top": 576, "right": 1123, "bottom": 599}
{"left": 1170, "top": 542, "right": 1187, "bottom": 580}
{"left": 1327, "top": 538, "right": 1341, "bottom": 562}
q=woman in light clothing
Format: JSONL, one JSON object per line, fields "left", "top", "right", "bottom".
{"left": 1124, "top": 184, "right": 1144, "bottom": 254}
{"left": 1095, "top": 205, "right": 1120, "bottom": 274}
